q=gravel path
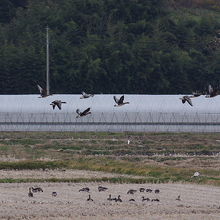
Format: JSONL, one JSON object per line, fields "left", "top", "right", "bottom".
{"left": 0, "top": 182, "right": 219, "bottom": 219}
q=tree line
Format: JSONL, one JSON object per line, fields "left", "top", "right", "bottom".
{"left": 0, "top": 0, "right": 220, "bottom": 94}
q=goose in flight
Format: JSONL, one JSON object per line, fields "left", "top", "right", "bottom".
{"left": 80, "top": 91, "right": 94, "bottom": 99}
{"left": 205, "top": 84, "right": 219, "bottom": 98}
{"left": 179, "top": 96, "right": 193, "bottom": 106}
{"left": 76, "top": 108, "right": 91, "bottom": 118}
{"left": 37, "top": 84, "right": 51, "bottom": 98}
{"left": 113, "top": 95, "right": 129, "bottom": 107}
{"left": 50, "top": 100, "right": 66, "bottom": 110}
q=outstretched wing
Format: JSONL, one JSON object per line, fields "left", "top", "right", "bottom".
{"left": 208, "top": 85, "right": 213, "bottom": 94}
{"left": 186, "top": 97, "right": 193, "bottom": 106}
{"left": 82, "top": 107, "right": 91, "bottom": 115}
{"left": 118, "top": 95, "right": 124, "bottom": 104}
{"left": 57, "top": 102, "right": 61, "bottom": 110}
{"left": 113, "top": 96, "right": 119, "bottom": 104}
{"left": 76, "top": 109, "right": 81, "bottom": 115}
{"left": 37, "top": 84, "right": 43, "bottom": 94}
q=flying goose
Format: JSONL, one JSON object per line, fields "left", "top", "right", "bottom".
{"left": 76, "top": 108, "right": 91, "bottom": 118}
{"left": 50, "top": 100, "right": 66, "bottom": 110}
{"left": 113, "top": 95, "right": 129, "bottom": 107}
{"left": 179, "top": 96, "right": 193, "bottom": 106}
{"left": 80, "top": 91, "right": 94, "bottom": 99}
{"left": 205, "top": 84, "right": 219, "bottom": 98}
{"left": 37, "top": 84, "right": 50, "bottom": 98}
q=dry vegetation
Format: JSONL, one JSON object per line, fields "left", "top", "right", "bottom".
{"left": 0, "top": 132, "right": 219, "bottom": 219}
{"left": 0, "top": 132, "right": 219, "bottom": 185}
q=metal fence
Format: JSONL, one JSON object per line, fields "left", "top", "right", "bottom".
{"left": 0, "top": 111, "right": 220, "bottom": 132}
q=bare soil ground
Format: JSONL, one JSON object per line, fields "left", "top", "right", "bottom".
{"left": 0, "top": 180, "right": 219, "bottom": 220}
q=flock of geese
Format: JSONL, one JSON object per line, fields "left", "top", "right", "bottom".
{"left": 180, "top": 84, "right": 219, "bottom": 106}
{"left": 37, "top": 84, "right": 130, "bottom": 118}
{"left": 37, "top": 83, "right": 219, "bottom": 117}
{"left": 28, "top": 185, "right": 166, "bottom": 203}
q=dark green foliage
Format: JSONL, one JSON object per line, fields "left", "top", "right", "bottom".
{"left": 0, "top": 0, "right": 220, "bottom": 94}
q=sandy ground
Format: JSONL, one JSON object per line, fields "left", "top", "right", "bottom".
{"left": 0, "top": 180, "right": 219, "bottom": 220}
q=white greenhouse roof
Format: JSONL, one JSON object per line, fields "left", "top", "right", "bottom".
{"left": 0, "top": 94, "right": 219, "bottom": 114}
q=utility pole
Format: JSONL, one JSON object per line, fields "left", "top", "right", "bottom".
{"left": 46, "top": 26, "right": 50, "bottom": 96}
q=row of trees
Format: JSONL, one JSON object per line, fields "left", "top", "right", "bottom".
{"left": 0, "top": 0, "right": 220, "bottom": 94}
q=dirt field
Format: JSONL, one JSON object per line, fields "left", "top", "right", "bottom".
{"left": 0, "top": 170, "right": 219, "bottom": 220}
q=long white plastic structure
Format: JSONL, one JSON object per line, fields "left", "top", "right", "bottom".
{"left": 0, "top": 94, "right": 219, "bottom": 132}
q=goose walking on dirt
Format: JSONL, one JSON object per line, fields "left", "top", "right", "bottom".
{"left": 113, "top": 95, "right": 129, "bottom": 107}
{"left": 87, "top": 195, "right": 93, "bottom": 201}
{"left": 80, "top": 91, "right": 94, "bottom": 99}
{"left": 28, "top": 188, "right": 33, "bottom": 197}
{"left": 50, "top": 100, "right": 66, "bottom": 110}
{"left": 76, "top": 108, "right": 91, "bottom": 118}
{"left": 79, "top": 187, "right": 90, "bottom": 192}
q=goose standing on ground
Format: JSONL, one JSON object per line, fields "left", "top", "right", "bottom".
{"left": 142, "top": 196, "right": 150, "bottom": 202}
{"left": 98, "top": 186, "right": 108, "bottom": 192}
{"left": 52, "top": 192, "right": 57, "bottom": 197}
{"left": 116, "top": 195, "right": 122, "bottom": 202}
{"left": 80, "top": 91, "right": 94, "bottom": 99}
{"left": 127, "top": 189, "right": 137, "bottom": 194}
{"left": 87, "top": 195, "right": 93, "bottom": 201}
{"left": 205, "top": 84, "right": 219, "bottom": 98}
{"left": 50, "top": 100, "right": 66, "bottom": 110}
{"left": 28, "top": 187, "right": 33, "bottom": 197}
{"left": 76, "top": 108, "right": 91, "bottom": 118}
{"left": 176, "top": 195, "right": 181, "bottom": 201}
{"left": 179, "top": 96, "right": 193, "bottom": 106}
{"left": 37, "top": 84, "right": 49, "bottom": 98}
{"left": 79, "top": 187, "right": 90, "bottom": 192}
{"left": 107, "top": 194, "right": 112, "bottom": 201}
{"left": 113, "top": 95, "right": 129, "bottom": 107}
{"left": 31, "top": 187, "right": 43, "bottom": 192}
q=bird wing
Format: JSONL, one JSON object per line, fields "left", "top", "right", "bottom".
{"left": 76, "top": 109, "right": 81, "bottom": 115}
{"left": 82, "top": 107, "right": 91, "bottom": 115}
{"left": 186, "top": 97, "right": 193, "bottom": 106}
{"left": 82, "top": 91, "right": 86, "bottom": 96}
{"left": 208, "top": 85, "right": 213, "bottom": 94}
{"left": 37, "top": 84, "right": 43, "bottom": 94}
{"left": 118, "top": 95, "right": 124, "bottom": 104}
{"left": 57, "top": 102, "right": 61, "bottom": 110}
{"left": 113, "top": 96, "right": 119, "bottom": 104}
